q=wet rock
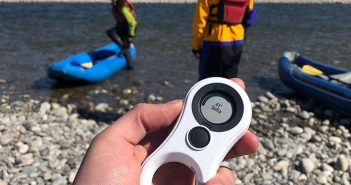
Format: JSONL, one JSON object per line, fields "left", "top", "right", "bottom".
{"left": 95, "top": 103, "right": 110, "bottom": 112}
{"left": 122, "top": 88, "right": 132, "bottom": 95}
{"left": 147, "top": 94, "right": 156, "bottom": 102}
{"left": 119, "top": 99, "right": 129, "bottom": 106}
{"left": 163, "top": 80, "right": 175, "bottom": 88}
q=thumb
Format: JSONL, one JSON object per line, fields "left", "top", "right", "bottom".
{"left": 101, "top": 99, "right": 183, "bottom": 145}
{"left": 205, "top": 167, "right": 235, "bottom": 185}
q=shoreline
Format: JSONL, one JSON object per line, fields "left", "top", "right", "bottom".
{"left": 1, "top": 0, "right": 351, "bottom": 3}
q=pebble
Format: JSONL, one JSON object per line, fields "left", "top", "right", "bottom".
{"left": 0, "top": 135, "right": 13, "bottom": 145}
{"left": 95, "top": 103, "right": 110, "bottom": 112}
{"left": 301, "top": 158, "right": 316, "bottom": 174}
{"left": 273, "top": 160, "right": 289, "bottom": 171}
{"left": 290, "top": 126, "right": 304, "bottom": 135}
{"left": 68, "top": 170, "right": 77, "bottom": 183}
{"left": 335, "top": 154, "right": 349, "bottom": 171}
{"left": 329, "top": 136, "right": 342, "bottom": 144}
{"left": 17, "top": 142, "right": 29, "bottom": 153}
{"left": 316, "top": 175, "right": 328, "bottom": 184}
{"left": 122, "top": 88, "right": 132, "bottom": 95}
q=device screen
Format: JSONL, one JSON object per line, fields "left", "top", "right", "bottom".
{"left": 200, "top": 92, "right": 233, "bottom": 124}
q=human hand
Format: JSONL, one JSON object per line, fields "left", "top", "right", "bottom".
{"left": 73, "top": 78, "right": 259, "bottom": 185}
{"left": 192, "top": 49, "right": 201, "bottom": 60}
{"left": 128, "top": 36, "right": 133, "bottom": 43}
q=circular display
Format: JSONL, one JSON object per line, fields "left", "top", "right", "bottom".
{"left": 200, "top": 92, "right": 233, "bottom": 124}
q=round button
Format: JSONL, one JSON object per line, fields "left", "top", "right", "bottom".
{"left": 200, "top": 92, "right": 233, "bottom": 124}
{"left": 188, "top": 127, "right": 210, "bottom": 149}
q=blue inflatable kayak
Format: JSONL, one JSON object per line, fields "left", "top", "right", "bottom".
{"left": 48, "top": 43, "right": 136, "bottom": 83}
{"left": 278, "top": 52, "right": 351, "bottom": 115}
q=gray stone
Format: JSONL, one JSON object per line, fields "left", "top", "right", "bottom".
{"left": 68, "top": 170, "right": 77, "bottom": 183}
{"left": 119, "top": 99, "right": 129, "bottom": 106}
{"left": 322, "top": 163, "right": 334, "bottom": 172}
{"left": 335, "top": 155, "right": 349, "bottom": 171}
{"left": 147, "top": 94, "right": 156, "bottom": 102}
{"left": 290, "top": 126, "right": 304, "bottom": 135}
{"left": 243, "top": 173, "right": 254, "bottom": 184}
{"left": 52, "top": 176, "right": 67, "bottom": 185}
{"left": 299, "top": 111, "right": 310, "bottom": 120}
{"left": 39, "top": 102, "right": 51, "bottom": 114}
{"left": 273, "top": 160, "right": 289, "bottom": 171}
{"left": 258, "top": 96, "right": 269, "bottom": 103}
{"left": 95, "top": 103, "right": 110, "bottom": 112}
{"left": 301, "top": 158, "right": 316, "bottom": 174}
{"left": 17, "top": 142, "right": 29, "bottom": 154}
{"left": 316, "top": 175, "right": 328, "bottom": 184}
{"left": 0, "top": 135, "right": 13, "bottom": 145}
{"left": 52, "top": 107, "right": 68, "bottom": 118}
{"left": 122, "top": 88, "right": 132, "bottom": 95}
{"left": 262, "top": 138, "right": 274, "bottom": 150}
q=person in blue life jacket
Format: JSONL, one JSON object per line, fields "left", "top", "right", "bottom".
{"left": 192, "top": 0, "right": 256, "bottom": 80}
{"left": 107, "top": 0, "right": 137, "bottom": 70}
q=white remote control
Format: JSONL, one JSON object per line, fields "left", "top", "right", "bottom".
{"left": 140, "top": 77, "right": 252, "bottom": 184}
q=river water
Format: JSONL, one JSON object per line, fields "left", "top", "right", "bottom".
{"left": 0, "top": 3, "right": 350, "bottom": 104}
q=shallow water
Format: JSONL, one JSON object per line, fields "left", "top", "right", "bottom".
{"left": 0, "top": 3, "right": 350, "bottom": 104}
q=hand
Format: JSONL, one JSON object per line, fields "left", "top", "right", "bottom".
{"left": 73, "top": 78, "right": 259, "bottom": 185}
{"left": 128, "top": 36, "right": 133, "bottom": 43}
{"left": 192, "top": 49, "right": 201, "bottom": 60}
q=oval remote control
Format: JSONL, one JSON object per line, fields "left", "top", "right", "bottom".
{"left": 140, "top": 77, "right": 252, "bottom": 184}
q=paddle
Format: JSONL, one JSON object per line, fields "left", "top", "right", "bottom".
{"left": 301, "top": 65, "right": 351, "bottom": 86}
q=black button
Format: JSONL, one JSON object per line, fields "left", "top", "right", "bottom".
{"left": 188, "top": 127, "right": 210, "bottom": 149}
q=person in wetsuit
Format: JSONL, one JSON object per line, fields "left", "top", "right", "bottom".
{"left": 107, "top": 0, "right": 137, "bottom": 70}
{"left": 192, "top": 0, "right": 256, "bottom": 80}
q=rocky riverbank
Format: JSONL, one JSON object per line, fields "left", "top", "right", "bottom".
{"left": 0, "top": 79, "right": 350, "bottom": 185}
{"left": 0, "top": 82, "right": 351, "bottom": 185}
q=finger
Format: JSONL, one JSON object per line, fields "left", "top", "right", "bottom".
{"left": 230, "top": 78, "right": 245, "bottom": 90}
{"left": 101, "top": 100, "right": 183, "bottom": 145}
{"left": 225, "top": 130, "right": 259, "bottom": 159}
{"left": 205, "top": 167, "right": 235, "bottom": 185}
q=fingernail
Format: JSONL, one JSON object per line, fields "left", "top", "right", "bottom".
{"left": 166, "top": 99, "right": 183, "bottom": 105}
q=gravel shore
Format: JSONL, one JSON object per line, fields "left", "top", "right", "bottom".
{"left": 1, "top": 0, "right": 351, "bottom": 3}
{"left": 0, "top": 79, "right": 350, "bottom": 185}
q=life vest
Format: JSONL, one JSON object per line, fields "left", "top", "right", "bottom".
{"left": 112, "top": 1, "right": 136, "bottom": 24}
{"left": 208, "top": 0, "right": 249, "bottom": 25}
